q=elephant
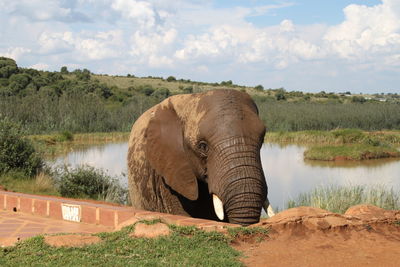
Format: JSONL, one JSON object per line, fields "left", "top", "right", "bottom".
{"left": 127, "top": 89, "right": 274, "bottom": 226}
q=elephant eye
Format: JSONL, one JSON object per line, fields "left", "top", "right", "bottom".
{"left": 197, "top": 141, "right": 208, "bottom": 157}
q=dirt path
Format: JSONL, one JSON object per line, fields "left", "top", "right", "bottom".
{"left": 233, "top": 205, "right": 400, "bottom": 267}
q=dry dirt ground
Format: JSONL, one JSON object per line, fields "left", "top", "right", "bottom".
{"left": 233, "top": 205, "right": 400, "bottom": 267}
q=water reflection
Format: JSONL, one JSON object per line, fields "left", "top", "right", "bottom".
{"left": 48, "top": 142, "right": 129, "bottom": 186}
{"left": 49, "top": 142, "right": 400, "bottom": 210}
{"left": 261, "top": 144, "right": 400, "bottom": 210}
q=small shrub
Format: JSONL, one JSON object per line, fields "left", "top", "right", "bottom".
{"left": 220, "top": 80, "right": 233, "bottom": 86}
{"left": 57, "top": 165, "right": 128, "bottom": 204}
{"left": 166, "top": 76, "right": 176, "bottom": 82}
{"left": 60, "top": 66, "right": 68, "bottom": 74}
{"left": 0, "top": 57, "right": 18, "bottom": 78}
{"left": 183, "top": 86, "right": 193, "bottom": 94}
{"left": 0, "top": 117, "right": 43, "bottom": 176}
{"left": 351, "top": 96, "right": 366, "bottom": 103}
{"left": 139, "top": 85, "right": 154, "bottom": 96}
{"left": 254, "top": 85, "right": 264, "bottom": 91}
{"left": 57, "top": 131, "right": 74, "bottom": 141}
{"left": 151, "top": 88, "right": 170, "bottom": 99}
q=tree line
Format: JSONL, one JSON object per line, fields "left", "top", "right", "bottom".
{"left": 1, "top": 57, "right": 399, "bottom": 134}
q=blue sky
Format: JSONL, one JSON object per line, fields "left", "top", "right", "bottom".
{"left": 241, "top": 1, "right": 381, "bottom": 25}
{"left": 1, "top": 0, "right": 399, "bottom": 93}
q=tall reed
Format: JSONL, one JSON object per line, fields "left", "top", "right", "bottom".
{"left": 287, "top": 184, "right": 400, "bottom": 214}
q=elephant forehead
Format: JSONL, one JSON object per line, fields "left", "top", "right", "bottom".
{"left": 169, "top": 94, "right": 206, "bottom": 140}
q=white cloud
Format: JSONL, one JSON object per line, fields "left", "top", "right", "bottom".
{"left": 29, "top": 63, "right": 49, "bottom": 70}
{"left": 76, "top": 30, "right": 125, "bottom": 60}
{"left": 38, "top": 31, "right": 75, "bottom": 54}
{"left": 324, "top": 0, "right": 400, "bottom": 60}
{"left": 0, "top": 47, "right": 31, "bottom": 61}
{"left": 175, "top": 0, "right": 400, "bottom": 78}
{"left": 38, "top": 30, "right": 124, "bottom": 60}
{"left": 0, "top": 0, "right": 90, "bottom": 22}
{"left": 176, "top": 21, "right": 324, "bottom": 70}
{"left": 280, "top": 19, "right": 294, "bottom": 32}
{"left": 1, "top": 0, "right": 400, "bottom": 92}
{"left": 130, "top": 28, "right": 177, "bottom": 67}
{"left": 111, "top": 0, "right": 158, "bottom": 28}
{"left": 175, "top": 24, "right": 250, "bottom": 60}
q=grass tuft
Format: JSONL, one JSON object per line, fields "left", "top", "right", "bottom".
{"left": 227, "top": 227, "right": 269, "bottom": 238}
{"left": 287, "top": 184, "right": 400, "bottom": 214}
{"left": 0, "top": 171, "right": 59, "bottom": 196}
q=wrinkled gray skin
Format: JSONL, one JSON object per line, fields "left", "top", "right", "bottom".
{"left": 127, "top": 89, "right": 268, "bottom": 225}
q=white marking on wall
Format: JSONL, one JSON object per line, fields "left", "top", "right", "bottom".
{"left": 61, "top": 204, "right": 81, "bottom": 222}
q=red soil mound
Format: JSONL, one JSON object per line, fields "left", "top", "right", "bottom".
{"left": 234, "top": 205, "right": 400, "bottom": 267}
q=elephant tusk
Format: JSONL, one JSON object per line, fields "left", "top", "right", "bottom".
{"left": 213, "top": 194, "right": 224, "bottom": 221}
{"left": 263, "top": 199, "right": 275, "bottom": 218}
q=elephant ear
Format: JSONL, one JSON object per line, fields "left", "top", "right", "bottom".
{"left": 145, "top": 104, "right": 198, "bottom": 200}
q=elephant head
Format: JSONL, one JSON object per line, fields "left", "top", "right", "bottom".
{"left": 128, "top": 89, "right": 274, "bottom": 226}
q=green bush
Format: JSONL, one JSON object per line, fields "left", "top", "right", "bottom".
{"left": 57, "top": 165, "right": 128, "bottom": 204}
{"left": 0, "top": 117, "right": 43, "bottom": 176}
{"left": 351, "top": 96, "right": 366, "bottom": 103}
{"left": 152, "top": 87, "right": 170, "bottom": 99}
{"left": 166, "top": 76, "right": 176, "bottom": 82}
{"left": 183, "top": 86, "right": 193, "bottom": 94}
{"left": 139, "top": 85, "right": 155, "bottom": 96}
{"left": 220, "top": 80, "right": 233, "bottom": 86}
{"left": 0, "top": 57, "right": 18, "bottom": 79}
{"left": 275, "top": 92, "right": 286, "bottom": 101}
{"left": 60, "top": 66, "right": 68, "bottom": 74}
{"left": 58, "top": 131, "right": 74, "bottom": 141}
{"left": 254, "top": 85, "right": 264, "bottom": 91}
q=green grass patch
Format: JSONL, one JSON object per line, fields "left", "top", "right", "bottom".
{"left": 304, "top": 144, "right": 400, "bottom": 161}
{"left": 287, "top": 184, "right": 400, "bottom": 214}
{"left": 0, "top": 171, "right": 59, "bottom": 196}
{"left": 227, "top": 227, "right": 269, "bottom": 239}
{"left": 0, "top": 224, "right": 241, "bottom": 266}
{"left": 265, "top": 129, "right": 400, "bottom": 146}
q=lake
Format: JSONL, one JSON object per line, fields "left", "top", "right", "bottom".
{"left": 49, "top": 142, "right": 400, "bottom": 210}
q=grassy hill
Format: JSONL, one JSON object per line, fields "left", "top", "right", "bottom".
{"left": 1, "top": 56, "right": 400, "bottom": 134}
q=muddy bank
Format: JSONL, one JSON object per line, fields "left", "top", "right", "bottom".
{"left": 234, "top": 205, "right": 400, "bottom": 267}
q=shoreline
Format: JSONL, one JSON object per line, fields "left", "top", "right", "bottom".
{"left": 27, "top": 129, "right": 400, "bottom": 161}
{"left": 303, "top": 144, "right": 400, "bottom": 161}
{"left": 265, "top": 129, "right": 400, "bottom": 161}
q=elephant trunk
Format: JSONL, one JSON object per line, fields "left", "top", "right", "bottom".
{"left": 209, "top": 138, "right": 267, "bottom": 226}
